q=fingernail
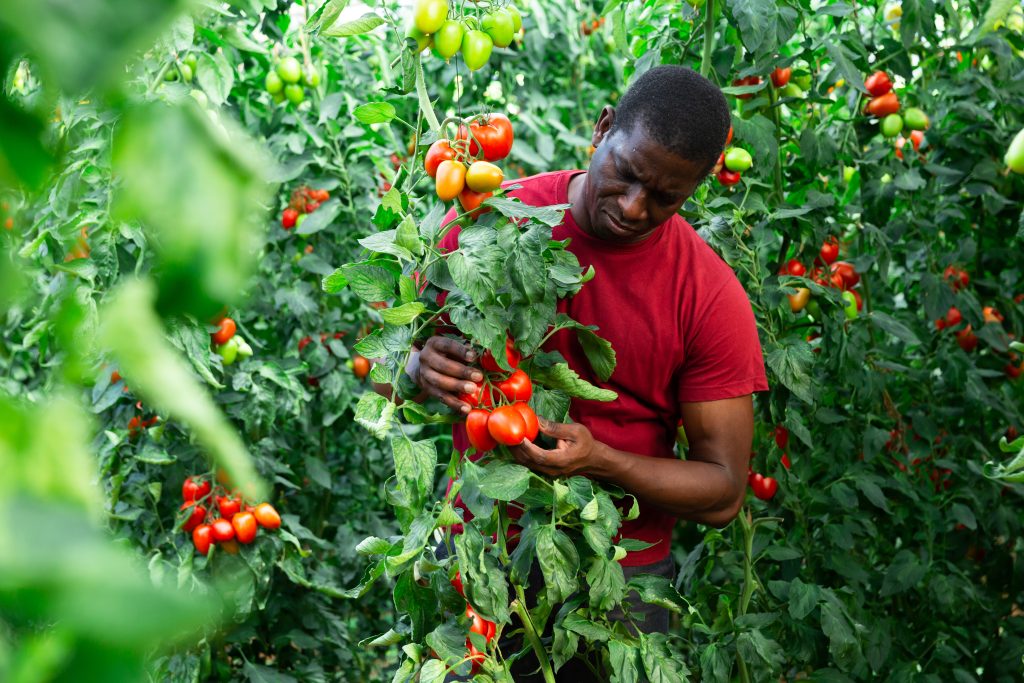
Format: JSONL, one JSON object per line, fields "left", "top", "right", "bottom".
{"left": 464, "top": 384, "right": 477, "bottom": 394}
{"left": 466, "top": 352, "right": 476, "bottom": 361}
{"left": 471, "top": 372, "right": 483, "bottom": 382}
{"left": 461, "top": 405, "right": 471, "bottom": 414}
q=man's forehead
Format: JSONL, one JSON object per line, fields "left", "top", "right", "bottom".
{"left": 610, "top": 125, "right": 704, "bottom": 187}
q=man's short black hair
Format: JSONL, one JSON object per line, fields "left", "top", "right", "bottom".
{"left": 611, "top": 65, "right": 731, "bottom": 175}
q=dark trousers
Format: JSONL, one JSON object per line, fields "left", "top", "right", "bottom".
{"left": 440, "top": 542, "right": 674, "bottom": 682}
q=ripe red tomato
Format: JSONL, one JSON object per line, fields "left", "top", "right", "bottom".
{"left": 780, "top": 453, "right": 791, "bottom": 470}
{"left": 459, "top": 384, "right": 494, "bottom": 409}
{"left": 770, "top": 67, "right": 792, "bottom": 88}
{"left": 819, "top": 237, "right": 839, "bottom": 265}
{"left": 512, "top": 402, "right": 539, "bottom": 442}
{"left": 480, "top": 337, "right": 521, "bottom": 372}
{"left": 466, "top": 408, "right": 498, "bottom": 452}
{"left": 281, "top": 208, "right": 298, "bottom": 229}
{"left": 982, "top": 306, "right": 1004, "bottom": 324}
{"left": 192, "top": 524, "right": 214, "bottom": 555}
{"left": 459, "top": 113, "right": 514, "bottom": 161}
{"left": 311, "top": 188, "right": 330, "bottom": 202}
{"left": 352, "top": 355, "right": 371, "bottom": 379}
{"left": 731, "top": 75, "right": 762, "bottom": 100}
{"left": 182, "top": 476, "right": 211, "bottom": 502}
{"left": 910, "top": 129, "right": 924, "bottom": 152}
{"left": 749, "top": 473, "right": 778, "bottom": 500}
{"left": 955, "top": 325, "right": 978, "bottom": 352}
{"left": 298, "top": 336, "right": 312, "bottom": 352}
{"left": 232, "top": 511, "right": 258, "bottom": 544}
{"left": 865, "top": 91, "right": 900, "bottom": 117}
{"left": 211, "top": 517, "right": 236, "bottom": 542}
{"left": 497, "top": 369, "right": 532, "bottom": 402}
{"left": 468, "top": 642, "right": 486, "bottom": 675}
{"left": 774, "top": 425, "right": 789, "bottom": 450}
{"left": 830, "top": 261, "right": 859, "bottom": 289}
{"left": 254, "top": 503, "right": 281, "bottom": 529}
{"left": 487, "top": 405, "right": 528, "bottom": 446}
{"left": 864, "top": 70, "right": 893, "bottom": 97}
{"left": 466, "top": 605, "right": 497, "bottom": 641}
{"left": 943, "top": 265, "right": 969, "bottom": 290}
{"left": 717, "top": 168, "right": 741, "bottom": 186}
{"left": 1006, "top": 363, "right": 1022, "bottom": 380}
{"left": 181, "top": 502, "right": 206, "bottom": 532}
{"left": 784, "top": 259, "right": 806, "bottom": 277}
{"left": 217, "top": 495, "right": 242, "bottom": 519}
{"left": 424, "top": 139, "right": 456, "bottom": 177}
{"left": 212, "top": 317, "right": 237, "bottom": 346}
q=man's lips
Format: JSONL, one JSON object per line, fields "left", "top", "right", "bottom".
{"left": 606, "top": 212, "right": 642, "bottom": 235}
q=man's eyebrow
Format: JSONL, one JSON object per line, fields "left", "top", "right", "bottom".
{"left": 618, "top": 149, "right": 679, "bottom": 196}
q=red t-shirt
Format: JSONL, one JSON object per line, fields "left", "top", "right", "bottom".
{"left": 438, "top": 170, "right": 768, "bottom": 566}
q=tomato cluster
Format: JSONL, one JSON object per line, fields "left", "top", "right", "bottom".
{"left": 127, "top": 400, "right": 160, "bottom": 439}
{"left": 408, "top": 0, "right": 523, "bottom": 71}
{"left": 713, "top": 126, "right": 747, "bottom": 187}
{"left": 779, "top": 237, "right": 864, "bottom": 319}
{"left": 459, "top": 340, "right": 539, "bottom": 450}
{"left": 180, "top": 475, "right": 281, "bottom": 556}
{"left": 162, "top": 53, "right": 197, "bottom": 84}
{"left": 863, "top": 70, "right": 930, "bottom": 155}
{"left": 580, "top": 16, "right": 605, "bottom": 36}
{"left": 64, "top": 225, "right": 90, "bottom": 262}
{"left": 264, "top": 55, "right": 319, "bottom": 106}
{"left": 281, "top": 185, "right": 330, "bottom": 230}
{"left": 2, "top": 199, "right": 13, "bottom": 231}
{"left": 210, "top": 315, "right": 253, "bottom": 366}
{"left": 426, "top": 113, "right": 513, "bottom": 216}
{"left": 450, "top": 572, "right": 497, "bottom": 675}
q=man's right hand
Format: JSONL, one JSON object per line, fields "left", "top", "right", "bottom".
{"left": 416, "top": 336, "right": 485, "bottom": 414}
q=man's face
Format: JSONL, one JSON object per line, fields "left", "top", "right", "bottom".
{"left": 579, "top": 107, "right": 707, "bottom": 244}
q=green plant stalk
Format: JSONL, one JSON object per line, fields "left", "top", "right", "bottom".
{"left": 699, "top": 0, "right": 715, "bottom": 78}
{"left": 512, "top": 586, "right": 557, "bottom": 683}
{"left": 736, "top": 508, "right": 756, "bottom": 683}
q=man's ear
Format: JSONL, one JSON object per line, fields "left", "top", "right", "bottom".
{"left": 592, "top": 106, "right": 616, "bottom": 146}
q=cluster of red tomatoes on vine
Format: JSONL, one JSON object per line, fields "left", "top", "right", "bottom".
{"left": 180, "top": 475, "right": 281, "bottom": 556}
{"left": 449, "top": 572, "right": 497, "bottom": 675}
{"left": 579, "top": 15, "right": 605, "bottom": 36}
{"left": 779, "top": 236, "right": 863, "bottom": 318}
{"left": 280, "top": 186, "right": 330, "bottom": 231}
{"left": 714, "top": 126, "right": 753, "bottom": 187}
{"left": 210, "top": 315, "right": 253, "bottom": 367}
{"left": 862, "top": 70, "right": 931, "bottom": 158}
{"left": 460, "top": 338, "right": 540, "bottom": 451}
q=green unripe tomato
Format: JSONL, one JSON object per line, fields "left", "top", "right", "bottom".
{"left": 482, "top": 9, "right": 515, "bottom": 48}
{"left": 272, "top": 90, "right": 286, "bottom": 104}
{"left": 277, "top": 56, "right": 302, "bottom": 84}
{"left": 724, "top": 148, "right": 753, "bottom": 172}
{"left": 507, "top": 6, "right": 523, "bottom": 32}
{"left": 179, "top": 63, "right": 193, "bottom": 83}
{"left": 302, "top": 66, "right": 321, "bottom": 88}
{"left": 284, "top": 84, "right": 305, "bottom": 105}
{"left": 265, "top": 70, "right": 283, "bottom": 94}
{"left": 1006, "top": 128, "right": 1024, "bottom": 174}
{"left": 217, "top": 337, "right": 239, "bottom": 365}
{"left": 235, "top": 337, "right": 253, "bottom": 359}
{"left": 793, "top": 71, "right": 812, "bottom": 90}
{"left": 806, "top": 298, "right": 822, "bottom": 320}
{"left": 781, "top": 83, "right": 803, "bottom": 98}
{"left": 432, "top": 20, "right": 465, "bottom": 60}
{"left": 406, "top": 23, "right": 432, "bottom": 52}
{"left": 903, "top": 107, "right": 929, "bottom": 131}
{"left": 184, "top": 54, "right": 198, "bottom": 71}
{"left": 880, "top": 172, "right": 892, "bottom": 184}
{"left": 190, "top": 89, "right": 209, "bottom": 108}
{"left": 164, "top": 67, "right": 179, "bottom": 81}
{"left": 880, "top": 113, "right": 903, "bottom": 138}
{"left": 461, "top": 30, "right": 493, "bottom": 71}
{"left": 413, "top": 0, "right": 448, "bottom": 34}
{"left": 841, "top": 291, "right": 858, "bottom": 320}
{"left": 843, "top": 165, "right": 856, "bottom": 183}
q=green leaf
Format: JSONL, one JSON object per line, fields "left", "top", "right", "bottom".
{"left": 530, "top": 363, "right": 617, "bottom": 402}
{"left": 536, "top": 525, "right": 579, "bottom": 604}
{"left": 354, "top": 102, "right": 397, "bottom": 125}
{"left": 824, "top": 35, "right": 867, "bottom": 93}
{"left": 0, "top": 96, "right": 53, "bottom": 190}
{"left": 787, "top": 577, "right": 820, "bottom": 620}
{"left": 477, "top": 462, "right": 532, "bottom": 501}
{"left": 323, "top": 12, "right": 385, "bottom": 37}
{"left": 197, "top": 51, "right": 234, "bottom": 106}
{"left": 608, "top": 639, "right": 641, "bottom": 683}
{"left": 585, "top": 556, "right": 625, "bottom": 611}
{"left": 879, "top": 550, "right": 927, "bottom": 597}
{"left": 575, "top": 327, "right": 616, "bottom": 382}
{"left": 341, "top": 262, "right": 398, "bottom": 302}
{"left": 391, "top": 438, "right": 437, "bottom": 514}
{"left": 625, "top": 574, "right": 685, "bottom": 613}
{"left": 869, "top": 311, "right": 921, "bottom": 345}
{"left": 353, "top": 392, "right": 396, "bottom": 439}
{"left": 307, "top": 0, "right": 350, "bottom": 33}
{"left": 380, "top": 302, "right": 426, "bottom": 325}
{"left": 765, "top": 340, "right": 815, "bottom": 404}
{"left": 296, "top": 198, "right": 342, "bottom": 236}
{"left": 486, "top": 196, "right": 569, "bottom": 227}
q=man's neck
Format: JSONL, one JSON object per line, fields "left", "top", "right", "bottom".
{"left": 567, "top": 171, "right": 592, "bottom": 236}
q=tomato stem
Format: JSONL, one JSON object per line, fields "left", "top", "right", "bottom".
{"left": 511, "top": 587, "right": 557, "bottom": 683}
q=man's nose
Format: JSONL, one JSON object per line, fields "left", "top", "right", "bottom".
{"left": 619, "top": 185, "right": 647, "bottom": 224}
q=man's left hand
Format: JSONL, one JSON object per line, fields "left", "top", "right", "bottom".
{"left": 509, "top": 418, "right": 605, "bottom": 479}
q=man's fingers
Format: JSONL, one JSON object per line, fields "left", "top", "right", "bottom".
{"left": 420, "top": 352, "right": 483, "bottom": 384}
{"left": 537, "top": 418, "right": 579, "bottom": 439}
{"left": 426, "top": 336, "right": 477, "bottom": 364}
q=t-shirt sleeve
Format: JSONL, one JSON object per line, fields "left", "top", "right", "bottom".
{"left": 677, "top": 276, "right": 769, "bottom": 403}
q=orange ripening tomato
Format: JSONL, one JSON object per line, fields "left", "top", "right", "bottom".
{"left": 232, "top": 511, "right": 258, "bottom": 544}
{"left": 212, "top": 317, "right": 236, "bottom": 346}
{"left": 424, "top": 140, "right": 456, "bottom": 177}
{"left": 352, "top": 355, "right": 371, "bottom": 379}
{"left": 864, "top": 91, "right": 899, "bottom": 117}
{"left": 435, "top": 160, "right": 467, "bottom": 201}
{"left": 254, "top": 503, "right": 281, "bottom": 529}
{"left": 458, "top": 187, "right": 492, "bottom": 217}
{"left": 465, "top": 161, "right": 504, "bottom": 192}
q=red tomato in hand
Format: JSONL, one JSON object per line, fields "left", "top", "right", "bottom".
{"left": 181, "top": 502, "right": 206, "bottom": 532}
{"left": 424, "top": 139, "right": 457, "bottom": 178}
{"left": 254, "top": 503, "right": 281, "bottom": 529}
{"left": 212, "top": 318, "right": 236, "bottom": 346}
{"left": 497, "top": 369, "right": 532, "bottom": 403}
{"left": 217, "top": 495, "right": 242, "bottom": 519}
{"left": 211, "top": 517, "right": 235, "bottom": 542}
{"left": 459, "top": 113, "right": 514, "bottom": 161}
{"left": 182, "top": 476, "right": 211, "bottom": 502}
{"left": 512, "top": 402, "right": 539, "bottom": 442}
{"left": 480, "top": 337, "right": 521, "bottom": 372}
{"left": 192, "top": 524, "right": 214, "bottom": 555}
{"left": 232, "top": 511, "right": 258, "bottom": 544}
{"left": 466, "top": 408, "right": 498, "bottom": 452}
{"left": 487, "top": 404, "right": 528, "bottom": 446}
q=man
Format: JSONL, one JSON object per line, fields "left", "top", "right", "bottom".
{"left": 409, "top": 65, "right": 767, "bottom": 678}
